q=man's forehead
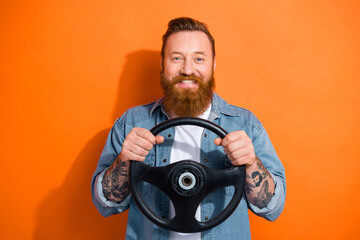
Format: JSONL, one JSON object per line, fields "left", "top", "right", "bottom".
{"left": 165, "top": 31, "right": 212, "bottom": 55}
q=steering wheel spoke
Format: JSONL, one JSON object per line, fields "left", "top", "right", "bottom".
{"left": 202, "top": 166, "right": 246, "bottom": 193}
{"left": 131, "top": 161, "right": 175, "bottom": 198}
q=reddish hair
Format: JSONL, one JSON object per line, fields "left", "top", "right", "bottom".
{"left": 161, "top": 17, "right": 215, "bottom": 59}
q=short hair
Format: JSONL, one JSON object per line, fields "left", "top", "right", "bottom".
{"left": 161, "top": 17, "right": 215, "bottom": 59}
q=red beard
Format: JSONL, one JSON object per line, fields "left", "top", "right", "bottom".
{"left": 160, "top": 71, "right": 214, "bottom": 117}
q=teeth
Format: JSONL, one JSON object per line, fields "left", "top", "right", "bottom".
{"left": 182, "top": 80, "right": 194, "bottom": 84}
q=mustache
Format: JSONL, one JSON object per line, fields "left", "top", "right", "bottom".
{"left": 171, "top": 74, "right": 203, "bottom": 84}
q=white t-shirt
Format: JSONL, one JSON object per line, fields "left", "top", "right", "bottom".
{"left": 169, "top": 106, "right": 211, "bottom": 240}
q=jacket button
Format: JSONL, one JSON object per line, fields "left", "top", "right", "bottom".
{"left": 204, "top": 159, "right": 208, "bottom": 163}
{"left": 204, "top": 216, "right": 209, "bottom": 221}
{"left": 168, "top": 134, "right": 172, "bottom": 138}
{"left": 163, "top": 159, "right": 167, "bottom": 163}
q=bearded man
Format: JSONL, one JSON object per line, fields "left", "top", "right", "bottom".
{"left": 91, "top": 17, "right": 286, "bottom": 240}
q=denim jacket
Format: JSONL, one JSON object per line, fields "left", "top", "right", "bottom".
{"left": 91, "top": 93, "right": 286, "bottom": 240}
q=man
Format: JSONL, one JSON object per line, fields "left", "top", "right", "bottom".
{"left": 91, "top": 17, "right": 286, "bottom": 239}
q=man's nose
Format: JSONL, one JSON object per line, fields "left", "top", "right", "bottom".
{"left": 180, "top": 59, "right": 195, "bottom": 75}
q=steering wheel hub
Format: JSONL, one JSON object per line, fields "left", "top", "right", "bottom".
{"left": 171, "top": 161, "right": 205, "bottom": 197}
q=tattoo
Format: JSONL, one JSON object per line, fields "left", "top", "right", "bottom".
{"left": 252, "top": 180, "right": 273, "bottom": 208}
{"left": 245, "top": 174, "right": 255, "bottom": 194}
{"left": 102, "top": 158, "right": 130, "bottom": 203}
{"left": 251, "top": 171, "right": 264, "bottom": 187}
{"left": 245, "top": 156, "right": 275, "bottom": 209}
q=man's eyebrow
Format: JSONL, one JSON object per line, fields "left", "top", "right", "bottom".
{"left": 170, "top": 51, "right": 207, "bottom": 55}
{"left": 193, "top": 51, "right": 206, "bottom": 55}
{"left": 169, "top": 51, "right": 183, "bottom": 55}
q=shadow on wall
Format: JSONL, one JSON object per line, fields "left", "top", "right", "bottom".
{"left": 33, "top": 50, "right": 162, "bottom": 239}
{"left": 113, "top": 50, "right": 163, "bottom": 120}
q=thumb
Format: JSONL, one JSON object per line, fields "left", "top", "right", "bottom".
{"left": 214, "top": 138, "right": 222, "bottom": 146}
{"left": 155, "top": 135, "right": 164, "bottom": 144}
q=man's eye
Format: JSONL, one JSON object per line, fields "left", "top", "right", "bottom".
{"left": 195, "top": 58, "right": 204, "bottom": 62}
{"left": 172, "top": 57, "right": 181, "bottom": 61}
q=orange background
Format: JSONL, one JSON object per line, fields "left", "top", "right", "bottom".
{"left": 1, "top": 0, "right": 359, "bottom": 239}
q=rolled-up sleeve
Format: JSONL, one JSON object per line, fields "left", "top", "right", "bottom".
{"left": 247, "top": 174, "right": 285, "bottom": 221}
{"left": 91, "top": 115, "right": 132, "bottom": 217}
{"left": 93, "top": 169, "right": 131, "bottom": 216}
{"left": 249, "top": 123, "right": 286, "bottom": 221}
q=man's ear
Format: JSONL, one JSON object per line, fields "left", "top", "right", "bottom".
{"left": 160, "top": 57, "right": 163, "bottom": 68}
{"left": 213, "top": 57, "right": 216, "bottom": 72}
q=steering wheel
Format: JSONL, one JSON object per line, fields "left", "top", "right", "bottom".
{"left": 129, "top": 117, "right": 246, "bottom": 233}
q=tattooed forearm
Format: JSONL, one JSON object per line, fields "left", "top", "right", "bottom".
{"left": 102, "top": 157, "right": 130, "bottom": 203}
{"left": 245, "top": 156, "right": 275, "bottom": 209}
{"left": 245, "top": 181, "right": 255, "bottom": 195}
{"left": 252, "top": 180, "right": 274, "bottom": 208}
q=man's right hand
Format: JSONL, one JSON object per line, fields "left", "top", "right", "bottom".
{"left": 102, "top": 127, "right": 164, "bottom": 203}
{"left": 119, "top": 127, "right": 164, "bottom": 162}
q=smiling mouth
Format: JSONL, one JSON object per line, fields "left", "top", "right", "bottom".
{"left": 181, "top": 80, "right": 196, "bottom": 84}
{"left": 176, "top": 80, "right": 199, "bottom": 88}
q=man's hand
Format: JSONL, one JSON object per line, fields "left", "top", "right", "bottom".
{"left": 119, "top": 127, "right": 164, "bottom": 162}
{"left": 215, "top": 130, "right": 275, "bottom": 209}
{"left": 102, "top": 127, "right": 164, "bottom": 203}
{"left": 214, "top": 130, "right": 256, "bottom": 168}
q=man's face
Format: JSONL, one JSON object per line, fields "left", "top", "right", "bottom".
{"left": 161, "top": 31, "right": 216, "bottom": 117}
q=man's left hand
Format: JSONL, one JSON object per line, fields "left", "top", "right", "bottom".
{"left": 214, "top": 130, "right": 256, "bottom": 168}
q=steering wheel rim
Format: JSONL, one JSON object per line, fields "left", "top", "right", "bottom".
{"left": 129, "top": 117, "right": 246, "bottom": 233}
